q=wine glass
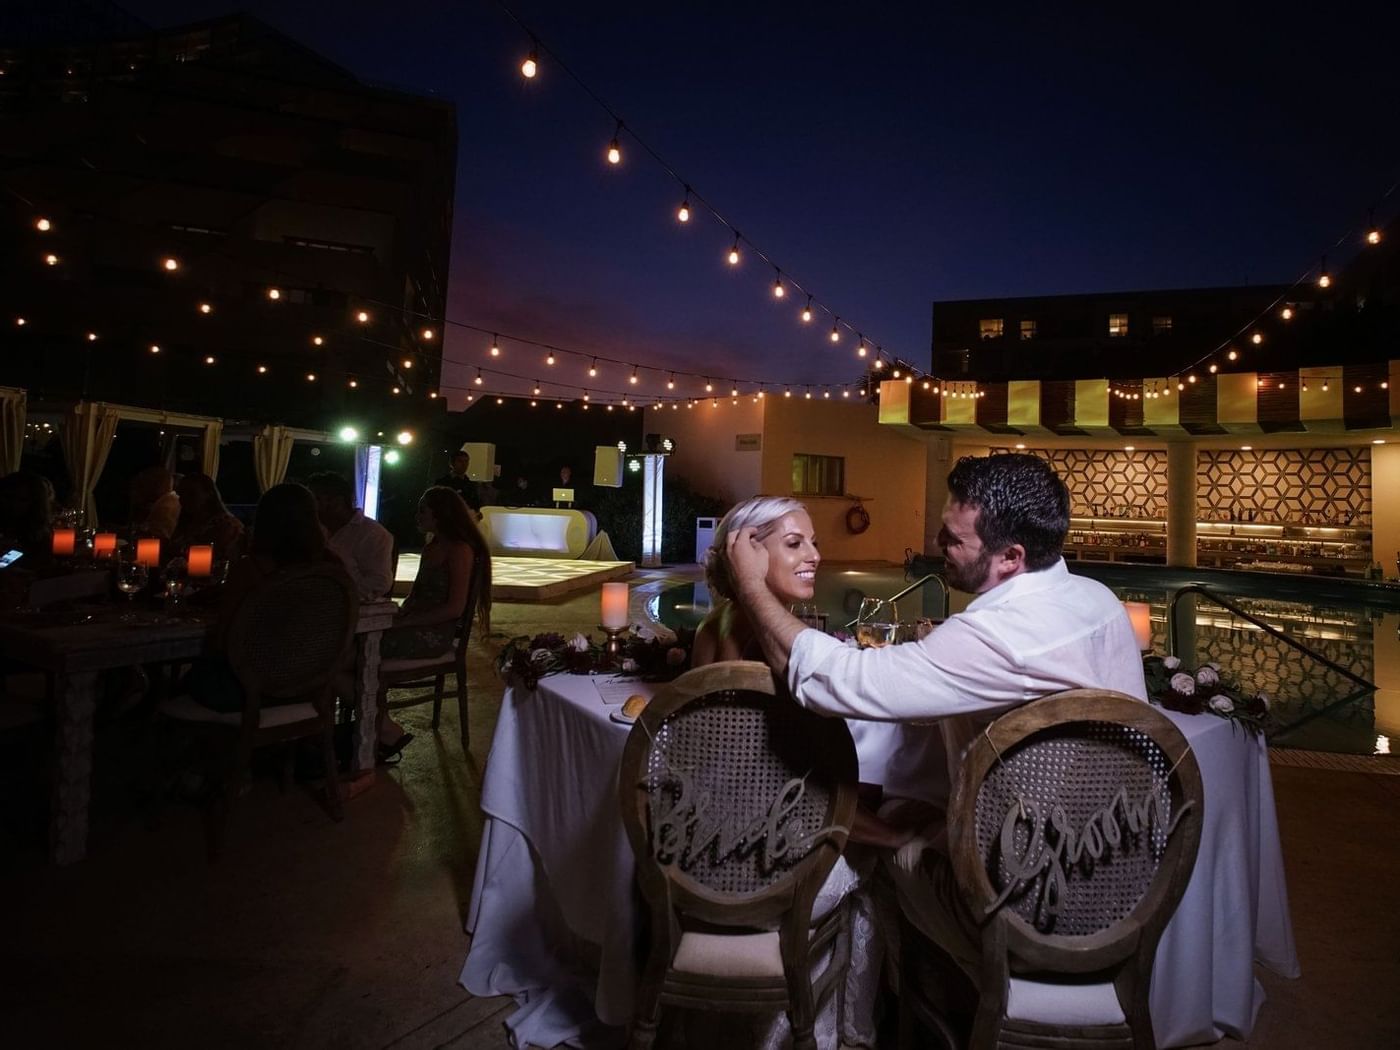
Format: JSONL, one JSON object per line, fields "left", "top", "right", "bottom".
{"left": 115, "top": 558, "right": 148, "bottom": 621}
{"left": 163, "top": 556, "right": 188, "bottom": 611}
{"left": 790, "top": 602, "right": 823, "bottom": 629}
{"left": 855, "top": 597, "right": 899, "bottom": 649}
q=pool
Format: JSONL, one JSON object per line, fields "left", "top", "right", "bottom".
{"left": 651, "top": 560, "right": 1398, "bottom": 757}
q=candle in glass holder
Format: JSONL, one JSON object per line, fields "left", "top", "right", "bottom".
{"left": 93, "top": 533, "right": 117, "bottom": 558}
{"left": 51, "top": 529, "right": 76, "bottom": 556}
{"left": 188, "top": 545, "right": 214, "bottom": 577}
{"left": 136, "top": 538, "right": 161, "bottom": 567}
{"left": 1123, "top": 601, "right": 1153, "bottom": 652}
{"left": 601, "top": 582, "right": 629, "bottom": 629}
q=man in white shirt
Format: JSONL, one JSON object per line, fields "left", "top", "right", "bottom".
{"left": 727, "top": 453, "right": 1146, "bottom": 977}
{"left": 307, "top": 472, "right": 394, "bottom": 600}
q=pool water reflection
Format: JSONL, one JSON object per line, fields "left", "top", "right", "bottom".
{"left": 652, "top": 562, "right": 1397, "bottom": 756}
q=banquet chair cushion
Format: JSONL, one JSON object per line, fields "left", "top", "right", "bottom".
{"left": 672, "top": 930, "right": 784, "bottom": 978}
{"left": 380, "top": 645, "right": 456, "bottom": 675}
{"left": 159, "top": 694, "right": 319, "bottom": 730}
{"left": 1006, "top": 977, "right": 1126, "bottom": 1026}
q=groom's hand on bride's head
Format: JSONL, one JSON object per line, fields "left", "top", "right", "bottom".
{"left": 726, "top": 526, "right": 769, "bottom": 599}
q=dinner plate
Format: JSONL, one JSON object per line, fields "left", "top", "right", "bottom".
{"left": 609, "top": 709, "right": 638, "bottom": 726}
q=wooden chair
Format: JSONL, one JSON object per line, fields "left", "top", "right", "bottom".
{"left": 376, "top": 582, "right": 479, "bottom": 754}
{"left": 159, "top": 563, "right": 359, "bottom": 857}
{"left": 617, "top": 660, "right": 858, "bottom": 1050}
{"left": 903, "top": 689, "right": 1204, "bottom": 1050}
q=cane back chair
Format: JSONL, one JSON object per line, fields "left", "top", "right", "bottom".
{"left": 617, "top": 660, "right": 858, "bottom": 1050}
{"left": 936, "top": 690, "right": 1203, "bottom": 1050}
{"left": 160, "top": 562, "right": 359, "bottom": 856}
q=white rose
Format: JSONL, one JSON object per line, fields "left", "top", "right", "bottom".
{"left": 1209, "top": 694, "right": 1235, "bottom": 714}
{"left": 635, "top": 625, "right": 657, "bottom": 641}
{"left": 621, "top": 658, "right": 639, "bottom": 673}
{"left": 568, "top": 633, "right": 590, "bottom": 652}
{"left": 529, "top": 648, "right": 550, "bottom": 665}
{"left": 1163, "top": 656, "right": 1181, "bottom": 671}
{"left": 1256, "top": 691, "right": 1271, "bottom": 711}
{"left": 1169, "top": 673, "right": 1196, "bottom": 696}
{"left": 1205, "top": 661, "right": 1221, "bottom": 673}
{"left": 1195, "top": 666, "right": 1220, "bottom": 688}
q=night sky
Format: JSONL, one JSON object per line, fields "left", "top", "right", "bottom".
{"left": 122, "top": 1, "right": 1400, "bottom": 405}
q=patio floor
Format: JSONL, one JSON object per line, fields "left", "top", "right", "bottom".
{"left": 1, "top": 565, "right": 1397, "bottom": 1048}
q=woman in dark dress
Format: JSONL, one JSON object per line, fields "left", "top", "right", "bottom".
{"left": 378, "top": 486, "right": 491, "bottom": 756}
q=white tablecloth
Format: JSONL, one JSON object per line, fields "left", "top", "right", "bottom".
{"left": 1151, "top": 708, "right": 1300, "bottom": 1046}
{"left": 461, "top": 677, "right": 1299, "bottom": 1049}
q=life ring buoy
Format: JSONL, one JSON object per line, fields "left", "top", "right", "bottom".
{"left": 846, "top": 502, "right": 871, "bottom": 535}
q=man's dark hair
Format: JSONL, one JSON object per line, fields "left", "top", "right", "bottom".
{"left": 306, "top": 471, "right": 355, "bottom": 507}
{"left": 946, "top": 453, "right": 1069, "bottom": 571}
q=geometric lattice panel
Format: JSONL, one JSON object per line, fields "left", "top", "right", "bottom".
{"left": 990, "top": 448, "right": 1168, "bottom": 518}
{"left": 1196, "top": 449, "right": 1371, "bottom": 526}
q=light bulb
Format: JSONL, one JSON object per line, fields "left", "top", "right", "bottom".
{"left": 521, "top": 50, "right": 537, "bottom": 78}
{"left": 874, "top": 358, "right": 885, "bottom": 370}
{"left": 606, "top": 132, "right": 621, "bottom": 164}
{"left": 667, "top": 375, "right": 675, "bottom": 390}
{"left": 629, "top": 368, "right": 638, "bottom": 385}
{"left": 546, "top": 352, "right": 555, "bottom": 365}
{"left": 773, "top": 276, "right": 785, "bottom": 298}
{"left": 162, "top": 257, "right": 179, "bottom": 271}
{"left": 1251, "top": 332, "right": 1263, "bottom": 345}
{"left": 1322, "top": 381, "right": 1329, "bottom": 391}
{"left": 705, "top": 379, "right": 713, "bottom": 393}
{"left": 1318, "top": 273, "right": 1332, "bottom": 289}
{"left": 312, "top": 335, "right": 323, "bottom": 346}
{"left": 1187, "top": 374, "right": 1197, "bottom": 384}
{"left": 402, "top": 358, "right": 413, "bottom": 369}
{"left": 1281, "top": 306, "right": 1293, "bottom": 320}
{"left": 348, "top": 378, "right": 357, "bottom": 388}
{"left": 588, "top": 359, "right": 598, "bottom": 378}
{"left": 1227, "top": 349, "right": 1238, "bottom": 361}
{"left": 393, "top": 387, "right": 402, "bottom": 395}
{"left": 198, "top": 302, "right": 212, "bottom": 314}
{"left": 727, "top": 241, "right": 740, "bottom": 265}
{"left": 43, "top": 253, "right": 59, "bottom": 266}
{"left": 258, "top": 365, "right": 268, "bottom": 374}
{"left": 35, "top": 217, "right": 51, "bottom": 232}
{"left": 306, "top": 373, "right": 317, "bottom": 382}
{"left": 86, "top": 332, "right": 97, "bottom": 342}
{"left": 474, "top": 371, "right": 484, "bottom": 385}
{"left": 677, "top": 198, "right": 690, "bottom": 223}
{"left": 830, "top": 322, "right": 841, "bottom": 344}
{"left": 421, "top": 328, "right": 434, "bottom": 340}
{"left": 1209, "top": 364, "right": 1218, "bottom": 373}
{"left": 801, "top": 298, "right": 813, "bottom": 323}
{"left": 397, "top": 431, "right": 413, "bottom": 445}
{"left": 204, "top": 355, "right": 215, "bottom": 364}
{"left": 490, "top": 337, "right": 500, "bottom": 356}
{"left": 15, "top": 317, "right": 25, "bottom": 326}
{"left": 784, "top": 388, "right": 791, "bottom": 398}
{"left": 1368, "top": 229, "right": 1382, "bottom": 245}
{"left": 356, "top": 310, "right": 370, "bottom": 323}
{"left": 1355, "top": 385, "right": 1363, "bottom": 393}
{"left": 267, "top": 287, "right": 281, "bottom": 300}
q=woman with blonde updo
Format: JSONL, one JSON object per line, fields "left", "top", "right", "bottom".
{"left": 692, "top": 495, "right": 820, "bottom": 666}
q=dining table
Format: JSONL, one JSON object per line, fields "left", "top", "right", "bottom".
{"left": 461, "top": 672, "right": 1299, "bottom": 1049}
{"left": 0, "top": 593, "right": 398, "bottom": 864}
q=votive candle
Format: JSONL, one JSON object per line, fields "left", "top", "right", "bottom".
{"left": 601, "top": 582, "right": 629, "bottom": 629}
{"left": 51, "top": 529, "right": 76, "bottom": 556}
{"left": 187, "top": 545, "right": 214, "bottom": 577}
{"left": 1123, "top": 601, "right": 1153, "bottom": 652}
{"left": 136, "top": 538, "right": 161, "bottom": 567}
{"left": 93, "top": 533, "right": 117, "bottom": 558}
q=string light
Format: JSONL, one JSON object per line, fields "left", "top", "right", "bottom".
{"left": 1251, "top": 332, "right": 1263, "bottom": 345}
{"left": 86, "top": 332, "right": 97, "bottom": 342}
{"left": 772, "top": 273, "right": 785, "bottom": 298}
{"left": 348, "top": 378, "right": 357, "bottom": 388}
{"left": 1318, "top": 256, "right": 1332, "bottom": 288}
{"left": 677, "top": 192, "right": 690, "bottom": 223}
{"left": 162, "top": 257, "right": 179, "bottom": 272}
{"left": 43, "top": 253, "right": 58, "bottom": 266}
{"left": 14, "top": 317, "right": 24, "bottom": 326}
{"left": 257, "top": 365, "right": 268, "bottom": 374}
{"left": 705, "top": 379, "right": 713, "bottom": 392}
{"left": 1227, "top": 349, "right": 1238, "bottom": 361}
{"left": 402, "top": 358, "right": 413, "bottom": 369}
{"left": 629, "top": 367, "right": 639, "bottom": 385}
{"left": 801, "top": 296, "right": 813, "bottom": 323}
{"left": 831, "top": 320, "right": 841, "bottom": 344}
{"left": 312, "top": 335, "right": 324, "bottom": 346}
{"left": 1208, "top": 364, "right": 1218, "bottom": 373}
{"left": 306, "top": 373, "right": 317, "bottom": 382}
{"left": 546, "top": 351, "right": 555, "bottom": 365}
{"left": 35, "top": 218, "right": 51, "bottom": 232}
{"left": 727, "top": 236, "right": 741, "bottom": 266}
{"left": 589, "top": 359, "right": 598, "bottom": 378}
{"left": 667, "top": 373, "right": 675, "bottom": 390}
{"left": 198, "top": 302, "right": 212, "bottom": 314}
{"left": 521, "top": 47, "right": 538, "bottom": 79}
{"left": 475, "top": 369, "right": 484, "bottom": 385}
{"left": 356, "top": 310, "right": 370, "bottom": 323}
{"left": 1367, "top": 212, "right": 1381, "bottom": 245}
{"left": 606, "top": 121, "right": 623, "bottom": 165}
{"left": 149, "top": 344, "right": 160, "bottom": 354}
{"left": 204, "top": 355, "right": 215, "bottom": 364}
{"left": 490, "top": 335, "right": 501, "bottom": 357}
{"left": 421, "top": 328, "right": 435, "bottom": 341}
{"left": 267, "top": 287, "right": 281, "bottom": 301}
{"left": 1281, "top": 306, "right": 1293, "bottom": 320}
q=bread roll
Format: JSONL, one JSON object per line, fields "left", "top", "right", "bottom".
{"left": 622, "top": 694, "right": 649, "bottom": 719}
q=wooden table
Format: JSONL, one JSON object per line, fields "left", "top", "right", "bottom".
{"left": 0, "top": 599, "right": 397, "bottom": 864}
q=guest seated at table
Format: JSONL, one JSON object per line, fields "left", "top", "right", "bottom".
{"left": 724, "top": 453, "right": 1147, "bottom": 980}
{"left": 0, "top": 470, "right": 56, "bottom": 557}
{"left": 306, "top": 471, "right": 394, "bottom": 600}
{"left": 184, "top": 483, "right": 350, "bottom": 714}
{"left": 130, "top": 465, "right": 181, "bottom": 540}
{"left": 173, "top": 473, "right": 245, "bottom": 561}
{"left": 377, "top": 486, "right": 492, "bottom": 757}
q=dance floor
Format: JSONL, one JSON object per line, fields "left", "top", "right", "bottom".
{"left": 396, "top": 552, "right": 635, "bottom": 601}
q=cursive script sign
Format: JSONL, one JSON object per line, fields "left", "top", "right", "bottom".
{"left": 647, "top": 765, "right": 842, "bottom": 875}
{"left": 986, "top": 786, "right": 1193, "bottom": 925}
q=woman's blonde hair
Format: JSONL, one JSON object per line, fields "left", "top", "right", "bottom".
{"left": 704, "top": 495, "right": 808, "bottom": 600}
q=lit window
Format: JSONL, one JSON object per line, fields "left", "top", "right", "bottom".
{"left": 1152, "top": 315, "right": 1173, "bottom": 336}
{"left": 1108, "top": 313, "right": 1129, "bottom": 337}
{"left": 792, "top": 454, "right": 845, "bottom": 497}
{"left": 1019, "top": 319, "right": 1037, "bottom": 341}
{"left": 979, "top": 318, "right": 1004, "bottom": 340}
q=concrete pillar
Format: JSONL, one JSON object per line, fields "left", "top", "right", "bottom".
{"left": 1166, "top": 441, "right": 1197, "bottom": 568}
{"left": 923, "top": 435, "right": 953, "bottom": 554}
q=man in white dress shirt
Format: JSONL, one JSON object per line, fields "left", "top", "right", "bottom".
{"left": 308, "top": 472, "right": 394, "bottom": 601}
{"left": 727, "top": 452, "right": 1146, "bottom": 977}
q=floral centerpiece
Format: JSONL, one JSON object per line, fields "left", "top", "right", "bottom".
{"left": 497, "top": 626, "right": 692, "bottom": 691}
{"left": 1142, "top": 654, "right": 1270, "bottom": 733}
